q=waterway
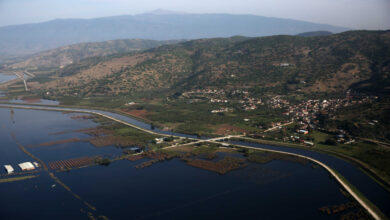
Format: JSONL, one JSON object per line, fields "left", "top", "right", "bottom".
{"left": 0, "top": 108, "right": 368, "bottom": 219}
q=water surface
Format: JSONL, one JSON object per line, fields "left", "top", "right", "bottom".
{"left": 0, "top": 108, "right": 361, "bottom": 219}
{"left": 0, "top": 73, "right": 17, "bottom": 84}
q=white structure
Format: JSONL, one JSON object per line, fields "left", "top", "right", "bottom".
{"left": 298, "top": 130, "right": 309, "bottom": 135}
{"left": 304, "top": 141, "right": 314, "bottom": 146}
{"left": 4, "top": 165, "right": 14, "bottom": 174}
{"left": 155, "top": 138, "right": 164, "bottom": 144}
{"left": 18, "top": 162, "right": 35, "bottom": 171}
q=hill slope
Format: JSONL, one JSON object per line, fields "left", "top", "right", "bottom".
{"left": 30, "top": 31, "right": 389, "bottom": 98}
{"left": 0, "top": 12, "right": 347, "bottom": 56}
{"left": 5, "top": 39, "right": 181, "bottom": 70}
{"left": 296, "top": 31, "right": 333, "bottom": 37}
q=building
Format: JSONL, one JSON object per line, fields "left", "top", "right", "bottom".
{"left": 4, "top": 165, "right": 14, "bottom": 174}
{"left": 18, "top": 162, "right": 35, "bottom": 171}
{"left": 298, "top": 130, "right": 309, "bottom": 135}
{"left": 304, "top": 141, "right": 314, "bottom": 146}
{"left": 155, "top": 138, "right": 164, "bottom": 144}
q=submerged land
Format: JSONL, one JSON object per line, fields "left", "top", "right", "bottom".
{"left": 0, "top": 105, "right": 387, "bottom": 220}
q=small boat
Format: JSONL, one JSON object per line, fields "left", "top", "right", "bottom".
{"left": 51, "top": 184, "right": 56, "bottom": 188}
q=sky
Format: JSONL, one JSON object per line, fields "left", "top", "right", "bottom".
{"left": 0, "top": 0, "right": 389, "bottom": 29}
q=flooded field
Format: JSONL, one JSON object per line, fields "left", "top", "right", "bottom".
{"left": 9, "top": 98, "right": 59, "bottom": 105}
{"left": 0, "top": 73, "right": 17, "bottom": 84}
{"left": 0, "top": 108, "right": 369, "bottom": 219}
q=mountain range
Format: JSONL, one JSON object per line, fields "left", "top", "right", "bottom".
{"left": 0, "top": 11, "right": 348, "bottom": 57}
{"left": 27, "top": 30, "right": 389, "bottom": 98}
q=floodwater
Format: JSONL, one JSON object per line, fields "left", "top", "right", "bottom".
{"left": 9, "top": 98, "right": 59, "bottom": 105}
{"left": 0, "top": 73, "right": 17, "bottom": 84}
{"left": 0, "top": 108, "right": 361, "bottom": 219}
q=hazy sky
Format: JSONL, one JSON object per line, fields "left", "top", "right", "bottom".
{"left": 0, "top": 0, "right": 389, "bottom": 29}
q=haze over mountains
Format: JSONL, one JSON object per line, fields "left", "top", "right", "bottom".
{"left": 0, "top": 10, "right": 348, "bottom": 57}
{"left": 5, "top": 39, "right": 182, "bottom": 70}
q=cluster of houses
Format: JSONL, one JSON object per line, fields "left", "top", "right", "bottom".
{"left": 231, "top": 90, "right": 262, "bottom": 111}
{"left": 184, "top": 89, "right": 226, "bottom": 96}
{"left": 210, "top": 99, "right": 228, "bottom": 103}
{"left": 334, "top": 130, "right": 356, "bottom": 144}
{"left": 211, "top": 107, "right": 233, "bottom": 113}
{"left": 267, "top": 96, "right": 290, "bottom": 109}
{"left": 183, "top": 89, "right": 265, "bottom": 111}
{"left": 239, "top": 97, "right": 263, "bottom": 111}
{"left": 180, "top": 88, "right": 375, "bottom": 145}
{"left": 280, "top": 63, "right": 291, "bottom": 67}
{"left": 269, "top": 92, "right": 376, "bottom": 131}
{"left": 3, "top": 161, "right": 39, "bottom": 174}
{"left": 262, "top": 92, "right": 376, "bottom": 145}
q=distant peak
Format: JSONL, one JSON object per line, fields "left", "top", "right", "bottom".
{"left": 146, "top": 9, "right": 187, "bottom": 15}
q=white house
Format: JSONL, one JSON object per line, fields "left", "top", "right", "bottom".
{"left": 18, "top": 162, "right": 35, "bottom": 171}
{"left": 4, "top": 165, "right": 14, "bottom": 174}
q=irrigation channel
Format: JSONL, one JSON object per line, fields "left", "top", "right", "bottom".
{"left": 0, "top": 103, "right": 389, "bottom": 219}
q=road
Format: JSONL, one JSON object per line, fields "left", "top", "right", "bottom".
{"left": 357, "top": 137, "right": 390, "bottom": 148}
{"left": 263, "top": 121, "right": 293, "bottom": 132}
{"left": 0, "top": 103, "right": 384, "bottom": 220}
{"left": 24, "top": 70, "right": 36, "bottom": 78}
{"left": 13, "top": 72, "right": 28, "bottom": 91}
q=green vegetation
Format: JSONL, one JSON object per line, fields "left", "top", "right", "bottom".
{"left": 5, "top": 39, "right": 183, "bottom": 71}
{"left": 58, "top": 96, "right": 129, "bottom": 109}
{"left": 93, "top": 116, "right": 160, "bottom": 148}
{"left": 246, "top": 150, "right": 308, "bottom": 165}
{"left": 7, "top": 30, "right": 386, "bottom": 140}
{"left": 309, "top": 131, "right": 390, "bottom": 189}
{"left": 235, "top": 130, "right": 390, "bottom": 190}
{"left": 1, "top": 30, "right": 389, "bottom": 194}
{"left": 247, "top": 151, "right": 275, "bottom": 164}
{"left": 117, "top": 99, "right": 287, "bottom": 136}
{"left": 322, "top": 97, "right": 390, "bottom": 141}
{"left": 20, "top": 30, "right": 389, "bottom": 99}
{"left": 95, "top": 158, "right": 111, "bottom": 166}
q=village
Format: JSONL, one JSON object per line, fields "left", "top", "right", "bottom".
{"left": 178, "top": 88, "right": 378, "bottom": 145}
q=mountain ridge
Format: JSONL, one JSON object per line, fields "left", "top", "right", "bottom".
{"left": 0, "top": 12, "right": 348, "bottom": 56}
{"left": 26, "top": 30, "right": 389, "bottom": 98}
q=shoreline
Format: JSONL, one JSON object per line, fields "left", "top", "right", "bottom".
{"left": 0, "top": 103, "right": 387, "bottom": 220}
{"left": 2, "top": 101, "right": 390, "bottom": 191}
{"left": 222, "top": 141, "right": 386, "bottom": 220}
{"left": 231, "top": 136, "right": 390, "bottom": 193}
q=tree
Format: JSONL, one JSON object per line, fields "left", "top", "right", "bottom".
{"left": 324, "top": 138, "right": 337, "bottom": 145}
